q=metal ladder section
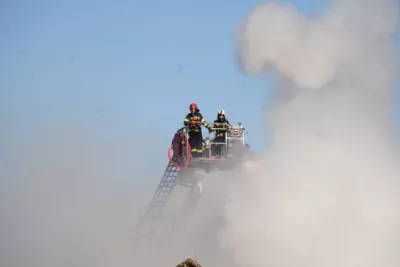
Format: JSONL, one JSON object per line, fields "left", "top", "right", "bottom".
{"left": 136, "top": 161, "right": 182, "bottom": 238}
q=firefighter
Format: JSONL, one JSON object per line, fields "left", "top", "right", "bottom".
{"left": 175, "top": 258, "right": 202, "bottom": 267}
{"left": 212, "top": 109, "right": 231, "bottom": 157}
{"left": 184, "top": 103, "right": 212, "bottom": 158}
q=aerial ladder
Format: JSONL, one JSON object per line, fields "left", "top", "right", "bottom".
{"left": 136, "top": 122, "right": 248, "bottom": 239}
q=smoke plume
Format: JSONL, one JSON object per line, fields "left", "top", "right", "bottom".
{"left": 0, "top": 120, "right": 233, "bottom": 267}
{"left": 219, "top": 0, "right": 400, "bottom": 266}
{"left": 0, "top": 122, "right": 169, "bottom": 267}
{"left": 3, "top": 1, "right": 400, "bottom": 266}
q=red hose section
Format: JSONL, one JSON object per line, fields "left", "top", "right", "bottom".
{"left": 168, "top": 143, "right": 191, "bottom": 170}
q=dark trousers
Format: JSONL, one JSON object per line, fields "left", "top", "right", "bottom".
{"left": 212, "top": 136, "right": 226, "bottom": 156}
{"left": 189, "top": 131, "right": 203, "bottom": 157}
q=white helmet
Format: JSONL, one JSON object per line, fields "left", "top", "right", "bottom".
{"left": 218, "top": 109, "right": 225, "bottom": 116}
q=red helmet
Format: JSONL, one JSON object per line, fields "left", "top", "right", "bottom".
{"left": 189, "top": 102, "right": 198, "bottom": 111}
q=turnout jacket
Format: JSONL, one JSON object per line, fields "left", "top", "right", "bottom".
{"left": 184, "top": 112, "right": 210, "bottom": 132}
{"left": 212, "top": 119, "right": 230, "bottom": 138}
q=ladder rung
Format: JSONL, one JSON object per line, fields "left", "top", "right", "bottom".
{"left": 137, "top": 162, "right": 183, "bottom": 238}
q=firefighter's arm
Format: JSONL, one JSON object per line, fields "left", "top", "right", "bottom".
{"left": 200, "top": 114, "right": 212, "bottom": 130}
{"left": 184, "top": 114, "right": 190, "bottom": 126}
{"left": 211, "top": 120, "right": 217, "bottom": 130}
{"left": 225, "top": 120, "right": 232, "bottom": 130}
{"left": 203, "top": 120, "right": 212, "bottom": 133}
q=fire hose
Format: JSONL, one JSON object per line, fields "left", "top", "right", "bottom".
{"left": 168, "top": 143, "right": 191, "bottom": 170}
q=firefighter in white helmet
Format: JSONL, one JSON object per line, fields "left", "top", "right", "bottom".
{"left": 211, "top": 109, "right": 231, "bottom": 157}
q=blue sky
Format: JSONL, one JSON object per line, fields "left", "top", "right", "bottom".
{"left": 0, "top": 0, "right": 398, "bottom": 182}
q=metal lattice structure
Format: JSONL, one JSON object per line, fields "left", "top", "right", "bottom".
{"left": 136, "top": 162, "right": 182, "bottom": 238}
{"left": 136, "top": 122, "right": 248, "bottom": 239}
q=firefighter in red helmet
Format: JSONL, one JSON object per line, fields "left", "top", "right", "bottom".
{"left": 184, "top": 103, "right": 212, "bottom": 157}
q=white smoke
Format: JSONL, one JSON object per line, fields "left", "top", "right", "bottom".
{"left": 0, "top": 123, "right": 167, "bottom": 267}
{"left": 220, "top": 0, "right": 400, "bottom": 266}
